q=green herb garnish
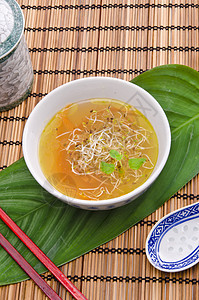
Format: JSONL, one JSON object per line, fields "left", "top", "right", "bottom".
{"left": 100, "top": 161, "right": 115, "bottom": 175}
{"left": 109, "top": 149, "right": 123, "bottom": 161}
{"left": 128, "top": 158, "right": 146, "bottom": 170}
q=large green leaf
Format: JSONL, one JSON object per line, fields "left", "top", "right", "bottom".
{"left": 0, "top": 64, "right": 199, "bottom": 285}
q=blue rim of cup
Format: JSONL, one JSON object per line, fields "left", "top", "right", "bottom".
{"left": 0, "top": 0, "right": 24, "bottom": 62}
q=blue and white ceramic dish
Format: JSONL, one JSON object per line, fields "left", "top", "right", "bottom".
{"left": 146, "top": 202, "right": 199, "bottom": 272}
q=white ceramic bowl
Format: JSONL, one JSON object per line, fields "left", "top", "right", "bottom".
{"left": 22, "top": 77, "right": 171, "bottom": 210}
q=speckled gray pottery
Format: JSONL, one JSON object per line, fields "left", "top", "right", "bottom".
{"left": 0, "top": 0, "right": 33, "bottom": 111}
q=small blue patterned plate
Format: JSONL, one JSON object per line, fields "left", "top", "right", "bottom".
{"left": 146, "top": 202, "right": 199, "bottom": 272}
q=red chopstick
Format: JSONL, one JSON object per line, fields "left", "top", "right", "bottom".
{"left": 0, "top": 233, "right": 62, "bottom": 300}
{"left": 0, "top": 207, "right": 87, "bottom": 300}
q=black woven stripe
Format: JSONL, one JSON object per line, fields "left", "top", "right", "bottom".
{"left": 33, "top": 69, "right": 145, "bottom": 75}
{"left": 0, "top": 141, "right": 22, "bottom": 146}
{"left": 0, "top": 116, "right": 27, "bottom": 121}
{"left": 137, "top": 220, "right": 157, "bottom": 226}
{"left": 91, "top": 247, "right": 146, "bottom": 255}
{"left": 29, "top": 46, "right": 199, "bottom": 53}
{"left": 21, "top": 3, "right": 199, "bottom": 10}
{"left": 0, "top": 166, "right": 7, "bottom": 170}
{"left": 172, "top": 193, "right": 199, "bottom": 200}
{"left": 26, "top": 92, "right": 47, "bottom": 98}
{"left": 29, "top": 92, "right": 47, "bottom": 97}
{"left": 25, "top": 25, "right": 199, "bottom": 32}
{"left": 41, "top": 274, "right": 199, "bottom": 284}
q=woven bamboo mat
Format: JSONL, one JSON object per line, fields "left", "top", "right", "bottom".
{"left": 0, "top": 0, "right": 199, "bottom": 299}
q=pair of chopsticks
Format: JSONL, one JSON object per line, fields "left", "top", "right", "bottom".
{"left": 0, "top": 207, "right": 87, "bottom": 300}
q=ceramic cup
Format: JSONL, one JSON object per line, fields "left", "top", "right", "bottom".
{"left": 0, "top": 0, "right": 33, "bottom": 111}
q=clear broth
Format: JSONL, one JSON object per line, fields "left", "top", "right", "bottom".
{"left": 39, "top": 99, "right": 158, "bottom": 200}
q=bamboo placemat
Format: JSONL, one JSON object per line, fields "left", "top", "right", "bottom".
{"left": 0, "top": 1, "right": 199, "bottom": 299}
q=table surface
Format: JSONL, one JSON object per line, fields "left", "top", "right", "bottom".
{"left": 0, "top": 1, "right": 198, "bottom": 299}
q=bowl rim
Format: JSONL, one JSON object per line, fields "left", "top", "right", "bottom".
{"left": 23, "top": 76, "right": 171, "bottom": 208}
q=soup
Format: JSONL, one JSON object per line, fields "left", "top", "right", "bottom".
{"left": 39, "top": 99, "right": 158, "bottom": 200}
